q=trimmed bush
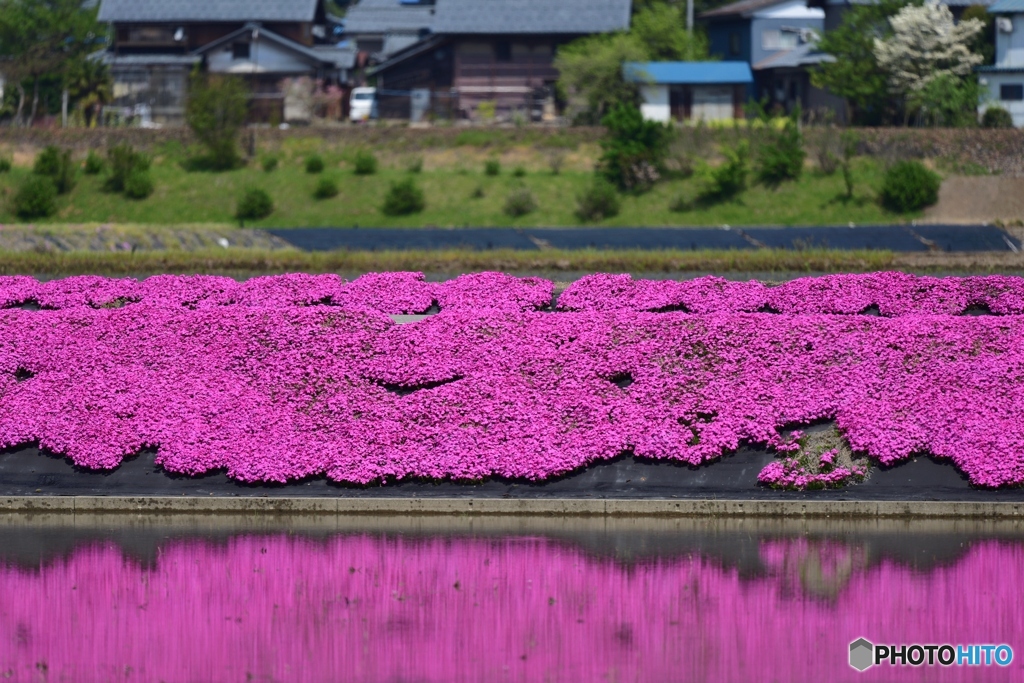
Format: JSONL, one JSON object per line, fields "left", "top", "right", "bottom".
{"left": 262, "top": 155, "right": 279, "bottom": 172}
{"left": 698, "top": 141, "right": 749, "bottom": 202}
{"left": 313, "top": 176, "right": 339, "bottom": 200}
{"left": 236, "top": 187, "right": 274, "bottom": 224}
{"left": 880, "top": 161, "right": 941, "bottom": 213}
{"left": 33, "top": 146, "right": 76, "bottom": 195}
{"left": 0, "top": 158, "right": 11, "bottom": 173}
{"left": 33, "top": 146, "right": 62, "bottom": 176}
{"left": 599, "top": 103, "right": 673, "bottom": 191}
{"left": 382, "top": 178, "right": 425, "bottom": 216}
{"left": 512, "top": 166, "right": 527, "bottom": 178}
{"left": 354, "top": 150, "right": 378, "bottom": 175}
{"left": 106, "top": 145, "right": 150, "bottom": 193}
{"left": 982, "top": 107, "right": 1014, "bottom": 129}
{"left": 504, "top": 187, "right": 537, "bottom": 217}
{"left": 484, "top": 158, "right": 501, "bottom": 176}
{"left": 84, "top": 151, "right": 105, "bottom": 175}
{"left": 470, "top": 185, "right": 486, "bottom": 199}
{"left": 575, "top": 178, "right": 620, "bottom": 221}
{"left": 13, "top": 176, "right": 57, "bottom": 219}
{"left": 123, "top": 172, "right": 155, "bottom": 200}
{"left": 305, "top": 155, "right": 325, "bottom": 174}
{"left": 757, "top": 120, "right": 805, "bottom": 186}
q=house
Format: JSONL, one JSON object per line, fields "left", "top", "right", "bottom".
{"left": 344, "top": 0, "right": 437, "bottom": 62}
{"left": 366, "top": 0, "right": 633, "bottom": 120}
{"left": 625, "top": 62, "right": 753, "bottom": 122}
{"left": 699, "top": 0, "right": 836, "bottom": 114}
{"left": 94, "top": 0, "right": 355, "bottom": 125}
{"left": 979, "top": 0, "right": 1024, "bottom": 126}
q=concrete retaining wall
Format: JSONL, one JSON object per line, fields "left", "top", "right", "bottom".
{"left": 3, "top": 496, "right": 1023, "bottom": 518}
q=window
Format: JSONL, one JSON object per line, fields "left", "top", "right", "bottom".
{"left": 495, "top": 41, "right": 512, "bottom": 62}
{"left": 729, "top": 32, "right": 741, "bottom": 56}
{"left": 232, "top": 42, "right": 250, "bottom": 60}
{"left": 762, "top": 29, "right": 799, "bottom": 51}
{"left": 1001, "top": 84, "right": 1024, "bottom": 101}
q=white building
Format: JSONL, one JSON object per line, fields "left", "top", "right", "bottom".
{"left": 624, "top": 62, "right": 754, "bottom": 123}
{"left": 980, "top": 0, "right": 1024, "bottom": 126}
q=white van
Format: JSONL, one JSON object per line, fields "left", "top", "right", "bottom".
{"left": 350, "top": 87, "right": 377, "bottom": 122}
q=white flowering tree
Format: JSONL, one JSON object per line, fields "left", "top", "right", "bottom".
{"left": 874, "top": 1, "right": 983, "bottom": 123}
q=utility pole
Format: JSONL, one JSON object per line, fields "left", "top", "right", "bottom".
{"left": 61, "top": 88, "right": 69, "bottom": 128}
{"left": 687, "top": 0, "right": 694, "bottom": 32}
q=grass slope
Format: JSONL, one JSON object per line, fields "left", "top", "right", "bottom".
{"left": 0, "top": 149, "right": 907, "bottom": 228}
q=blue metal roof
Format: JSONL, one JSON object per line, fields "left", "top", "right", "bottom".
{"left": 989, "top": 0, "right": 1024, "bottom": 12}
{"left": 624, "top": 62, "right": 753, "bottom": 85}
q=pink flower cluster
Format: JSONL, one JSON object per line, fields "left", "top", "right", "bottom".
{"left": 0, "top": 535, "right": 1020, "bottom": 682}
{"left": 0, "top": 272, "right": 552, "bottom": 313}
{"left": 558, "top": 272, "right": 1024, "bottom": 315}
{"left": 1, "top": 272, "right": 1024, "bottom": 486}
{"left": 758, "top": 449, "right": 868, "bottom": 490}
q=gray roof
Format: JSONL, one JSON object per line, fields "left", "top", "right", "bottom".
{"left": 97, "top": 53, "right": 201, "bottom": 66}
{"left": 312, "top": 45, "right": 358, "bottom": 69}
{"left": 989, "top": 0, "right": 1024, "bottom": 11}
{"left": 97, "top": 0, "right": 320, "bottom": 23}
{"left": 432, "top": 0, "right": 632, "bottom": 34}
{"left": 193, "top": 22, "right": 345, "bottom": 67}
{"left": 753, "top": 42, "right": 833, "bottom": 70}
{"left": 343, "top": 0, "right": 435, "bottom": 34}
{"left": 700, "top": 0, "right": 788, "bottom": 19}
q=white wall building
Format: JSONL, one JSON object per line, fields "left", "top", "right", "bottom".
{"left": 980, "top": 0, "right": 1024, "bottom": 126}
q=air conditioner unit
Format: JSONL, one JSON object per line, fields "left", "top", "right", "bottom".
{"left": 998, "top": 17, "right": 1013, "bottom": 34}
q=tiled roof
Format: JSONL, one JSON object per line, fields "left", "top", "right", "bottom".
{"left": 97, "top": 0, "right": 320, "bottom": 23}
{"left": 432, "top": 0, "right": 632, "bottom": 34}
{"left": 344, "top": 0, "right": 436, "bottom": 34}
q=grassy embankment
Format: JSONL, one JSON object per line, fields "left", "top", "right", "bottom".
{"left": 0, "top": 135, "right": 909, "bottom": 228}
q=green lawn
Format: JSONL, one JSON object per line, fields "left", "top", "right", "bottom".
{"left": 0, "top": 152, "right": 910, "bottom": 228}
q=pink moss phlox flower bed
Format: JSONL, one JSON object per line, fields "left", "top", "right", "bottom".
{"left": 0, "top": 535, "right": 1020, "bottom": 682}
{"left": 558, "top": 272, "right": 1024, "bottom": 315}
{"left": 1, "top": 272, "right": 1023, "bottom": 486}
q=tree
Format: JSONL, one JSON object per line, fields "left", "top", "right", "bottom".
{"left": 599, "top": 103, "right": 674, "bottom": 190}
{"left": 874, "top": 1, "right": 983, "bottom": 119}
{"left": 66, "top": 57, "right": 111, "bottom": 127}
{"left": 185, "top": 71, "right": 249, "bottom": 171}
{"left": 0, "top": 0, "right": 104, "bottom": 125}
{"left": 811, "top": 0, "right": 910, "bottom": 125}
{"left": 963, "top": 4, "right": 995, "bottom": 66}
{"left": 556, "top": 1, "right": 709, "bottom": 121}
{"left": 910, "top": 73, "right": 984, "bottom": 127}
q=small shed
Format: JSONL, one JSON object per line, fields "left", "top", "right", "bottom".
{"left": 624, "top": 61, "right": 753, "bottom": 123}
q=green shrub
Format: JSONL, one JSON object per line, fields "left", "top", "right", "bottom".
{"left": 880, "top": 160, "right": 941, "bottom": 213}
{"left": 982, "top": 107, "right": 1014, "bottom": 129}
{"left": 33, "top": 146, "right": 76, "bottom": 194}
{"left": 236, "top": 187, "right": 274, "bottom": 224}
{"left": 313, "top": 176, "right": 339, "bottom": 200}
{"left": 599, "top": 103, "right": 673, "bottom": 191}
{"left": 757, "top": 119, "right": 806, "bottom": 186}
{"left": 484, "top": 158, "right": 501, "bottom": 176}
{"left": 407, "top": 156, "right": 424, "bottom": 173}
{"left": 382, "top": 177, "right": 425, "bottom": 216}
{"left": 354, "top": 150, "right": 378, "bottom": 175}
{"left": 575, "top": 178, "right": 621, "bottom": 221}
{"left": 504, "top": 187, "right": 537, "bottom": 217}
{"left": 33, "top": 146, "right": 62, "bottom": 176}
{"left": 185, "top": 72, "right": 248, "bottom": 171}
{"left": 106, "top": 144, "right": 150, "bottom": 193}
{"left": 123, "top": 172, "right": 155, "bottom": 200}
{"left": 13, "top": 176, "right": 57, "bottom": 219}
{"left": 262, "top": 155, "right": 279, "bottom": 172}
{"left": 305, "top": 155, "right": 325, "bottom": 174}
{"left": 698, "top": 141, "right": 749, "bottom": 202}
{"left": 0, "top": 158, "right": 11, "bottom": 173}
{"left": 83, "top": 151, "right": 105, "bottom": 175}
{"left": 470, "top": 185, "right": 485, "bottom": 199}
{"left": 512, "top": 166, "right": 527, "bottom": 178}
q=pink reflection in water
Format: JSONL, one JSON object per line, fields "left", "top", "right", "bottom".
{"left": 0, "top": 536, "right": 1021, "bottom": 682}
